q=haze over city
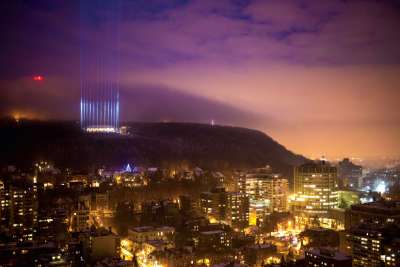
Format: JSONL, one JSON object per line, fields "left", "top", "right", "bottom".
{"left": 3, "top": 1, "right": 400, "bottom": 267}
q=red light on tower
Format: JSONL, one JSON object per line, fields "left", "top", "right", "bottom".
{"left": 33, "top": 75, "right": 44, "bottom": 81}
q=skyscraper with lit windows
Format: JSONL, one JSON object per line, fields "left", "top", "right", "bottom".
{"left": 349, "top": 223, "right": 400, "bottom": 267}
{"left": 245, "top": 166, "right": 288, "bottom": 225}
{"left": 290, "top": 160, "right": 339, "bottom": 228}
{"left": 292, "top": 160, "right": 338, "bottom": 214}
{"left": 0, "top": 178, "right": 38, "bottom": 241}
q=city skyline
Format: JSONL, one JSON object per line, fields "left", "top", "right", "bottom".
{"left": 2, "top": 2, "right": 400, "bottom": 265}
{"left": 1, "top": 0, "right": 400, "bottom": 159}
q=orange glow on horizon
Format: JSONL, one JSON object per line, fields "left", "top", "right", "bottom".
{"left": 11, "top": 111, "right": 44, "bottom": 122}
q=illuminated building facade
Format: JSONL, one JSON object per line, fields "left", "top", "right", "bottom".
{"left": 80, "top": 0, "right": 120, "bottom": 133}
{"left": 245, "top": 173, "right": 270, "bottom": 225}
{"left": 128, "top": 226, "right": 175, "bottom": 243}
{"left": 114, "top": 172, "right": 148, "bottom": 188}
{"left": 0, "top": 180, "right": 9, "bottom": 225}
{"left": 292, "top": 161, "right": 338, "bottom": 216}
{"left": 245, "top": 166, "right": 288, "bottom": 225}
{"left": 197, "top": 229, "right": 232, "bottom": 250}
{"left": 232, "top": 170, "right": 246, "bottom": 194}
{"left": 226, "top": 192, "right": 249, "bottom": 228}
{"left": 265, "top": 176, "right": 289, "bottom": 213}
{"left": 200, "top": 187, "right": 227, "bottom": 222}
{"left": 0, "top": 179, "right": 38, "bottom": 241}
{"left": 9, "top": 184, "right": 38, "bottom": 241}
{"left": 349, "top": 223, "right": 400, "bottom": 267}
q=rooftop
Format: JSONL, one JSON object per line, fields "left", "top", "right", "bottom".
{"left": 351, "top": 200, "right": 400, "bottom": 213}
{"left": 297, "top": 160, "right": 336, "bottom": 171}
{"left": 307, "top": 247, "right": 351, "bottom": 261}
{"left": 129, "top": 226, "right": 175, "bottom": 233}
{"left": 247, "top": 243, "right": 275, "bottom": 250}
{"left": 200, "top": 230, "right": 224, "bottom": 235}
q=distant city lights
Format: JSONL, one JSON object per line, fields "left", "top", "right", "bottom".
{"left": 33, "top": 75, "right": 44, "bottom": 81}
{"left": 374, "top": 181, "right": 387, "bottom": 194}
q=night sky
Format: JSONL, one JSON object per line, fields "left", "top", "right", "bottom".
{"left": 1, "top": 0, "right": 400, "bottom": 159}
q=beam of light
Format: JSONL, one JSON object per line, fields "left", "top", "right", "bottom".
{"left": 108, "top": 88, "right": 110, "bottom": 131}
{"left": 116, "top": 88, "right": 120, "bottom": 129}
{"left": 80, "top": 99, "right": 83, "bottom": 127}
{"left": 80, "top": 0, "right": 120, "bottom": 133}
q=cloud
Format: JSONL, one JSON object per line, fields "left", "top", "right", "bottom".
{"left": 1, "top": 0, "right": 400, "bottom": 157}
{"left": 119, "top": 84, "right": 267, "bottom": 126}
{"left": 3, "top": 0, "right": 400, "bottom": 73}
{"left": 244, "top": 0, "right": 320, "bottom": 31}
{"left": 0, "top": 76, "right": 266, "bottom": 130}
{"left": 0, "top": 76, "right": 79, "bottom": 119}
{"left": 107, "top": 0, "right": 400, "bottom": 67}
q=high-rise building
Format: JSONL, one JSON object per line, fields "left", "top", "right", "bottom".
{"left": 200, "top": 187, "right": 227, "bottom": 222}
{"left": 200, "top": 187, "right": 249, "bottom": 228}
{"left": 0, "top": 179, "right": 38, "bottom": 241}
{"left": 265, "top": 176, "right": 289, "bottom": 213}
{"left": 290, "top": 161, "right": 339, "bottom": 229}
{"left": 80, "top": 0, "right": 120, "bottom": 133}
{"left": 245, "top": 166, "right": 288, "bottom": 225}
{"left": 10, "top": 184, "right": 38, "bottom": 241}
{"left": 292, "top": 160, "right": 338, "bottom": 215}
{"left": 226, "top": 192, "right": 249, "bottom": 229}
{"left": 0, "top": 180, "right": 10, "bottom": 225}
{"left": 245, "top": 169, "right": 271, "bottom": 225}
{"left": 349, "top": 223, "right": 400, "bottom": 267}
{"left": 338, "top": 158, "right": 363, "bottom": 189}
{"left": 232, "top": 170, "right": 246, "bottom": 195}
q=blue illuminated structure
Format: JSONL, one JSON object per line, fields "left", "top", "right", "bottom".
{"left": 125, "top": 164, "right": 132, "bottom": 173}
{"left": 80, "top": 0, "right": 120, "bottom": 133}
{"left": 80, "top": 86, "right": 119, "bottom": 133}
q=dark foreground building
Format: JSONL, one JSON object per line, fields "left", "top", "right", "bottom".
{"left": 305, "top": 247, "right": 351, "bottom": 267}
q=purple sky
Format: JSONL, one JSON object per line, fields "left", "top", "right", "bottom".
{"left": 1, "top": 0, "right": 400, "bottom": 159}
